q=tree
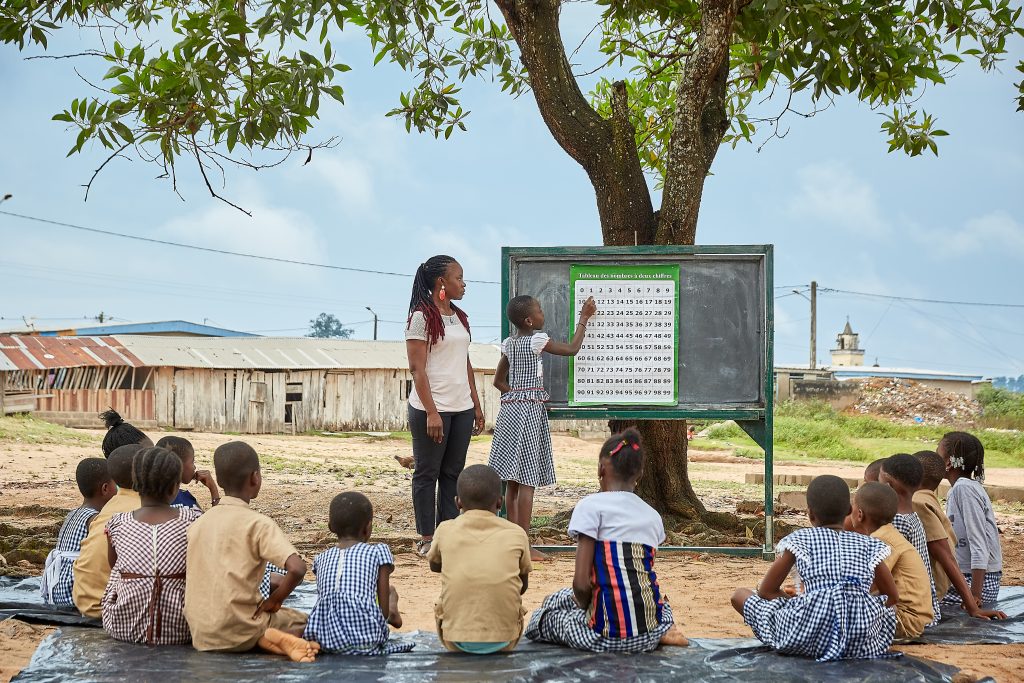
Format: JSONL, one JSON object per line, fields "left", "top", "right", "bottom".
{"left": 3, "top": 0, "right": 1022, "bottom": 519}
{"left": 307, "top": 313, "right": 354, "bottom": 339}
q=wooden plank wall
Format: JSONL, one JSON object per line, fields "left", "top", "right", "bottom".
{"left": 35, "top": 389, "right": 155, "bottom": 420}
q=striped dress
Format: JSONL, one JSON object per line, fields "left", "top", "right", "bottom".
{"left": 742, "top": 527, "right": 896, "bottom": 661}
{"left": 526, "top": 492, "right": 673, "bottom": 653}
{"left": 488, "top": 333, "right": 556, "bottom": 488}
{"left": 40, "top": 506, "right": 98, "bottom": 606}
{"left": 101, "top": 507, "right": 201, "bottom": 645}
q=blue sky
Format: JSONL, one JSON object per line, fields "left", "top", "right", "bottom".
{"left": 1, "top": 12, "right": 1022, "bottom": 378}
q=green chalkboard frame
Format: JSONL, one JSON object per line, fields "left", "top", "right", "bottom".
{"left": 501, "top": 245, "right": 776, "bottom": 559}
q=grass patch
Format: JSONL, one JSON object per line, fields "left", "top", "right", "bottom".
{"left": 0, "top": 415, "right": 98, "bottom": 446}
{"left": 701, "top": 401, "right": 1024, "bottom": 466}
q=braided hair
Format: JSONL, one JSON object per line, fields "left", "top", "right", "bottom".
{"left": 939, "top": 431, "right": 985, "bottom": 483}
{"left": 407, "top": 255, "right": 470, "bottom": 348}
{"left": 99, "top": 409, "right": 150, "bottom": 457}
{"left": 599, "top": 427, "right": 645, "bottom": 481}
{"left": 132, "top": 446, "right": 182, "bottom": 501}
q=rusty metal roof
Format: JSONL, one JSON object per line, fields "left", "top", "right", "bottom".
{"left": 0, "top": 335, "right": 145, "bottom": 371}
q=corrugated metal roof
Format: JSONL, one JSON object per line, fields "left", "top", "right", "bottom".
{"left": 0, "top": 335, "right": 145, "bottom": 370}
{"left": 115, "top": 336, "right": 500, "bottom": 370}
{"left": 0, "top": 320, "right": 256, "bottom": 337}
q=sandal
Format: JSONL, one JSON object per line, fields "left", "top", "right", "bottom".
{"left": 415, "top": 539, "right": 432, "bottom": 557}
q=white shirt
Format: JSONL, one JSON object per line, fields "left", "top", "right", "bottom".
{"left": 405, "top": 310, "right": 474, "bottom": 413}
{"left": 568, "top": 491, "right": 665, "bottom": 547}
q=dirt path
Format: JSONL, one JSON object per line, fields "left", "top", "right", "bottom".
{"left": 1, "top": 429, "right": 1022, "bottom": 680}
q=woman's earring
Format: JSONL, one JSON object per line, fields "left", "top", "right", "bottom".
{"left": 439, "top": 285, "right": 447, "bottom": 301}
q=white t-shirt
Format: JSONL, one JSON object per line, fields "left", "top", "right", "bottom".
{"left": 405, "top": 310, "right": 474, "bottom": 413}
{"left": 568, "top": 491, "right": 665, "bottom": 547}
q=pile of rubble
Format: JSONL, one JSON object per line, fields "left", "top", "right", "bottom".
{"left": 851, "top": 377, "right": 980, "bottom": 425}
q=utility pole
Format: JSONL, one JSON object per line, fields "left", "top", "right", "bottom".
{"left": 365, "top": 306, "right": 379, "bottom": 340}
{"left": 810, "top": 281, "right": 817, "bottom": 370}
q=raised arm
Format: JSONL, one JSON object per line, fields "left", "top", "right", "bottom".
{"left": 544, "top": 296, "right": 597, "bottom": 356}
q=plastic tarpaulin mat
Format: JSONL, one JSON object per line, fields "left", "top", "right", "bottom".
{"left": 12, "top": 629, "right": 978, "bottom": 683}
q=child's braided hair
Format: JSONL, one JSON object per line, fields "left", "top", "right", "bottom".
{"left": 599, "top": 427, "right": 645, "bottom": 481}
{"left": 99, "top": 409, "right": 149, "bottom": 457}
{"left": 939, "top": 431, "right": 985, "bottom": 483}
{"left": 132, "top": 446, "right": 182, "bottom": 500}
{"left": 407, "top": 255, "right": 470, "bottom": 348}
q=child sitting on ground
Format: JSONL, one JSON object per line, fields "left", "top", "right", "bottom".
{"left": 732, "top": 475, "right": 897, "bottom": 661}
{"left": 849, "top": 482, "right": 932, "bottom": 638}
{"left": 488, "top": 294, "right": 596, "bottom": 561}
{"left": 73, "top": 444, "right": 145, "bottom": 618}
{"left": 99, "top": 409, "right": 152, "bottom": 457}
{"left": 879, "top": 454, "right": 941, "bottom": 626}
{"left": 304, "top": 492, "right": 413, "bottom": 655}
{"left": 938, "top": 432, "right": 1004, "bottom": 606}
{"left": 863, "top": 458, "right": 886, "bottom": 483}
{"left": 913, "top": 451, "right": 1006, "bottom": 619}
{"left": 155, "top": 436, "right": 220, "bottom": 511}
{"left": 184, "top": 441, "right": 318, "bottom": 661}
{"left": 427, "top": 465, "right": 531, "bottom": 653}
{"left": 102, "top": 447, "right": 201, "bottom": 645}
{"left": 526, "top": 429, "right": 686, "bottom": 653}
{"left": 40, "top": 458, "right": 116, "bottom": 605}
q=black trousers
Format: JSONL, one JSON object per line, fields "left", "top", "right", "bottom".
{"left": 408, "top": 405, "right": 475, "bottom": 536}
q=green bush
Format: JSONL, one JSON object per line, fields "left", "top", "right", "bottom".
{"left": 977, "top": 386, "right": 1024, "bottom": 418}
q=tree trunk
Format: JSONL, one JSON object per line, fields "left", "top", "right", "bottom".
{"left": 497, "top": 0, "right": 739, "bottom": 520}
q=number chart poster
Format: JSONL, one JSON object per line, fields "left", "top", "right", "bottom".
{"left": 569, "top": 264, "right": 680, "bottom": 406}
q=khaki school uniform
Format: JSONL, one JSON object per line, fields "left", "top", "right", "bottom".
{"left": 184, "top": 496, "right": 307, "bottom": 652}
{"left": 426, "top": 510, "right": 532, "bottom": 650}
{"left": 72, "top": 489, "right": 141, "bottom": 618}
{"left": 913, "top": 489, "right": 958, "bottom": 600}
{"left": 873, "top": 523, "right": 933, "bottom": 638}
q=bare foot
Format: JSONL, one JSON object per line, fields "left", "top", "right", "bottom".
{"left": 259, "top": 628, "right": 319, "bottom": 662}
{"left": 659, "top": 626, "right": 689, "bottom": 647}
{"left": 394, "top": 455, "right": 414, "bottom": 470}
{"left": 530, "top": 548, "right": 553, "bottom": 562}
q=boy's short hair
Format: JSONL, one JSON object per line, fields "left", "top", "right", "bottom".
{"left": 506, "top": 295, "right": 537, "bottom": 328}
{"left": 75, "top": 457, "right": 111, "bottom": 498}
{"left": 863, "top": 458, "right": 887, "bottom": 483}
{"left": 913, "top": 450, "right": 945, "bottom": 490}
{"left": 107, "top": 444, "right": 145, "bottom": 489}
{"left": 881, "top": 453, "right": 923, "bottom": 488}
{"left": 329, "top": 492, "right": 374, "bottom": 537}
{"left": 856, "top": 482, "right": 897, "bottom": 526}
{"left": 806, "top": 475, "right": 851, "bottom": 525}
{"left": 456, "top": 465, "right": 502, "bottom": 510}
{"left": 214, "top": 441, "right": 259, "bottom": 492}
{"left": 155, "top": 435, "right": 194, "bottom": 461}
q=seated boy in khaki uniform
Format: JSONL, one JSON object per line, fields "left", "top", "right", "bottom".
{"left": 428, "top": 464, "right": 531, "bottom": 653}
{"left": 72, "top": 444, "right": 145, "bottom": 618}
{"left": 184, "top": 441, "right": 318, "bottom": 662}
{"left": 850, "top": 482, "right": 932, "bottom": 638}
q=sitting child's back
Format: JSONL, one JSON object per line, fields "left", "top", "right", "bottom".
{"left": 428, "top": 465, "right": 531, "bottom": 651}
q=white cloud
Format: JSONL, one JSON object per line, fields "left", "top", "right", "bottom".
{"left": 158, "top": 196, "right": 326, "bottom": 283}
{"left": 788, "top": 161, "right": 887, "bottom": 235}
{"left": 418, "top": 223, "right": 541, "bottom": 284}
{"left": 312, "top": 155, "right": 375, "bottom": 212}
{"left": 937, "top": 211, "right": 1024, "bottom": 256}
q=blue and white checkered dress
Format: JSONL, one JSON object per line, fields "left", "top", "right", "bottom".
{"left": 41, "top": 506, "right": 98, "bottom": 606}
{"left": 488, "top": 333, "right": 556, "bottom": 488}
{"left": 304, "top": 543, "right": 414, "bottom": 655}
{"left": 742, "top": 527, "right": 896, "bottom": 661}
{"left": 941, "top": 570, "right": 1003, "bottom": 606}
{"left": 893, "top": 512, "right": 940, "bottom": 626}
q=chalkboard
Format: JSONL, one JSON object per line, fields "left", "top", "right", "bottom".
{"left": 502, "top": 246, "right": 773, "bottom": 419}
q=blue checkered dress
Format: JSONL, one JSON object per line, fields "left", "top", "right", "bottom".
{"left": 304, "top": 543, "right": 414, "bottom": 655}
{"left": 742, "top": 527, "right": 896, "bottom": 661}
{"left": 42, "top": 506, "right": 98, "bottom": 606}
{"left": 892, "top": 513, "right": 940, "bottom": 626}
{"left": 941, "top": 570, "right": 1003, "bottom": 606}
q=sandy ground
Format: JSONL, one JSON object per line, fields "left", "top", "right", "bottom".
{"left": 1, "top": 429, "right": 1022, "bottom": 681}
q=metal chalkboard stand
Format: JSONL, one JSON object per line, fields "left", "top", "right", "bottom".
{"left": 501, "top": 245, "right": 775, "bottom": 560}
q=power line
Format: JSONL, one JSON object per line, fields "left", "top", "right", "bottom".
{"left": 819, "top": 287, "right": 1024, "bottom": 309}
{"left": 0, "top": 209, "right": 501, "bottom": 285}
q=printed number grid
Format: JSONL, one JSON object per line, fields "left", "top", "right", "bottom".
{"left": 573, "top": 280, "right": 676, "bottom": 404}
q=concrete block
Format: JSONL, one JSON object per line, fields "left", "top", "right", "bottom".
{"left": 745, "top": 473, "right": 764, "bottom": 484}
{"left": 778, "top": 491, "right": 807, "bottom": 509}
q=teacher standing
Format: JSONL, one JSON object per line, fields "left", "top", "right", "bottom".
{"left": 405, "top": 255, "right": 484, "bottom": 557}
